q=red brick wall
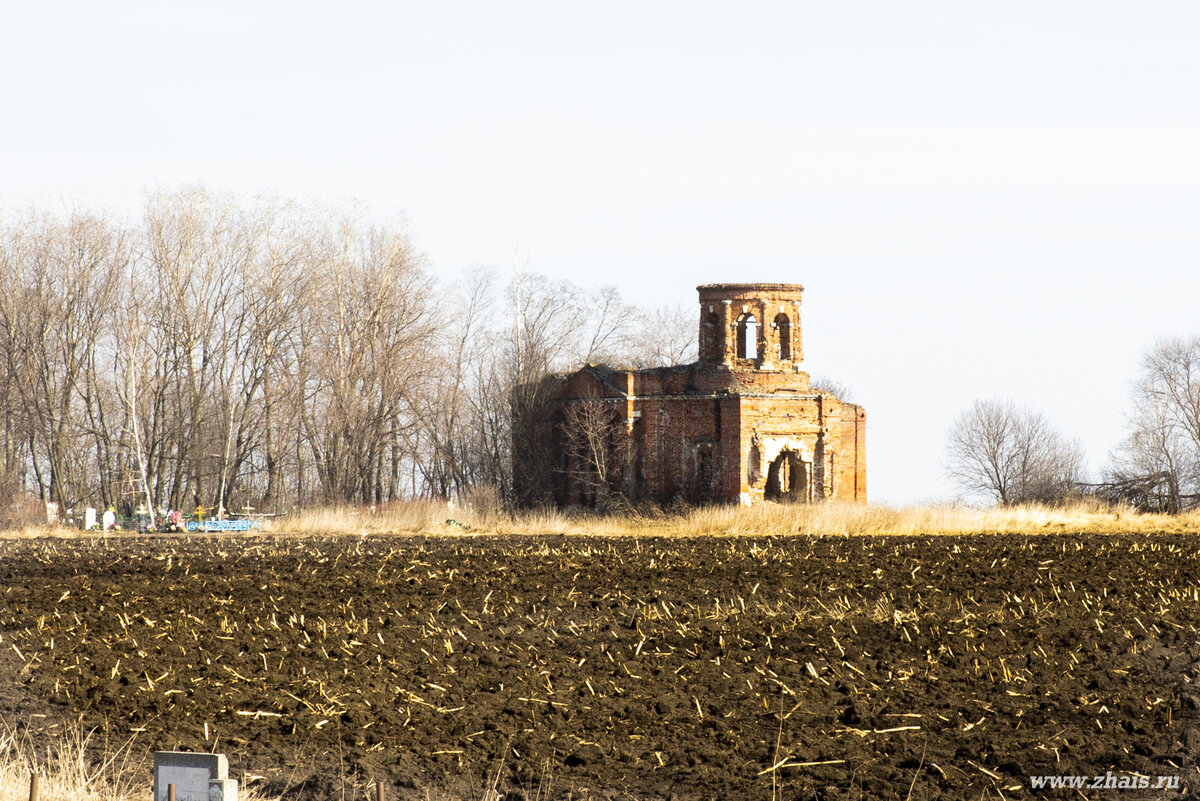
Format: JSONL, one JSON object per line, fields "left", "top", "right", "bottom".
{"left": 522, "top": 283, "right": 866, "bottom": 507}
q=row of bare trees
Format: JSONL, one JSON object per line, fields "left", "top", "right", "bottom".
{"left": 945, "top": 338, "right": 1200, "bottom": 511}
{"left": 0, "top": 190, "right": 696, "bottom": 519}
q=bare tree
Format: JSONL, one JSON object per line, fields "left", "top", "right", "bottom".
{"left": 113, "top": 296, "right": 159, "bottom": 523}
{"left": 620, "top": 303, "right": 697, "bottom": 368}
{"left": 561, "top": 390, "right": 634, "bottom": 507}
{"left": 1141, "top": 337, "right": 1200, "bottom": 449}
{"left": 505, "top": 273, "right": 579, "bottom": 506}
{"left": 1106, "top": 336, "right": 1200, "bottom": 511}
{"left": 811, "top": 376, "right": 854, "bottom": 402}
{"left": 300, "top": 219, "right": 433, "bottom": 504}
{"left": 945, "top": 399, "right": 1085, "bottom": 505}
{"left": 251, "top": 214, "right": 313, "bottom": 512}
{"left": 0, "top": 224, "right": 34, "bottom": 499}
{"left": 409, "top": 266, "right": 494, "bottom": 499}
{"left": 0, "top": 211, "right": 126, "bottom": 510}
{"left": 143, "top": 189, "right": 251, "bottom": 512}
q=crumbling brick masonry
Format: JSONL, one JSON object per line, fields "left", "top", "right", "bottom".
{"left": 516, "top": 283, "right": 866, "bottom": 506}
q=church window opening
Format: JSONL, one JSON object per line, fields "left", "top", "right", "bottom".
{"left": 737, "top": 314, "right": 757, "bottom": 360}
{"left": 775, "top": 313, "right": 791, "bottom": 361}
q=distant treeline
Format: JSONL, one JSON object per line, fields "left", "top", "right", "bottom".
{"left": 946, "top": 344, "right": 1200, "bottom": 514}
{"left": 0, "top": 189, "right": 696, "bottom": 520}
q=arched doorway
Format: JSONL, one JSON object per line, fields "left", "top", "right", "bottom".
{"left": 764, "top": 450, "right": 809, "bottom": 503}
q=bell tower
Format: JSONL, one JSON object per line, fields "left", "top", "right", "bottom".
{"left": 697, "top": 283, "right": 804, "bottom": 371}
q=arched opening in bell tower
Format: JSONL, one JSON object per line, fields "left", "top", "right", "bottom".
{"left": 774, "top": 313, "right": 792, "bottom": 361}
{"left": 736, "top": 314, "right": 758, "bottom": 361}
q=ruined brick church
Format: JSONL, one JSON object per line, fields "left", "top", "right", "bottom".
{"left": 515, "top": 283, "right": 866, "bottom": 506}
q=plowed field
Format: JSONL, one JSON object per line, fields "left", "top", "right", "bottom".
{"left": 2, "top": 533, "right": 1199, "bottom": 799}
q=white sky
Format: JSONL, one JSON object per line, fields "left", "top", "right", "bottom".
{"left": 4, "top": 1, "right": 1200, "bottom": 505}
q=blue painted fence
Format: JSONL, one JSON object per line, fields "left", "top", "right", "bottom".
{"left": 185, "top": 519, "right": 262, "bottom": 532}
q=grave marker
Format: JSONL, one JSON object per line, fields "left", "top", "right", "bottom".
{"left": 153, "top": 752, "right": 237, "bottom": 801}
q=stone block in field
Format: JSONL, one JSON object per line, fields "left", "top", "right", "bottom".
{"left": 153, "top": 751, "right": 237, "bottom": 801}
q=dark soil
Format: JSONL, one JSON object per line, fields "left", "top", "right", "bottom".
{"left": 2, "top": 533, "right": 1200, "bottom": 800}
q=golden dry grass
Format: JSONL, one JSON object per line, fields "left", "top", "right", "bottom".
{"left": 5, "top": 498, "right": 1200, "bottom": 540}
{"left": 0, "top": 723, "right": 305, "bottom": 801}
{"left": 671, "top": 499, "right": 1200, "bottom": 536}
{"left": 0, "top": 723, "right": 147, "bottom": 801}
{"left": 0, "top": 720, "right": 498, "bottom": 801}
{"left": 263, "top": 498, "right": 1200, "bottom": 537}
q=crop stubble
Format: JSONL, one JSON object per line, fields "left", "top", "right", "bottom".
{"left": 1, "top": 533, "right": 1199, "bottom": 799}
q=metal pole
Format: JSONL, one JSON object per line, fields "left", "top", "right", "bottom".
{"left": 169, "top": 783, "right": 176, "bottom": 801}
{"left": 28, "top": 773, "right": 39, "bottom": 801}
{"left": 375, "top": 781, "right": 384, "bottom": 801}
